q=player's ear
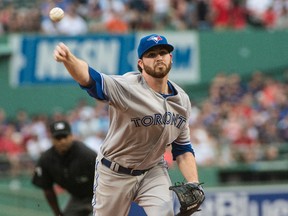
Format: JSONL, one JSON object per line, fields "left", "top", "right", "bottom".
{"left": 137, "top": 59, "right": 143, "bottom": 72}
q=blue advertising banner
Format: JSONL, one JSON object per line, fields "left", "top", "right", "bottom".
{"left": 9, "top": 34, "right": 135, "bottom": 86}
{"left": 128, "top": 185, "right": 288, "bottom": 216}
{"left": 196, "top": 187, "right": 288, "bottom": 216}
{"left": 9, "top": 32, "right": 199, "bottom": 87}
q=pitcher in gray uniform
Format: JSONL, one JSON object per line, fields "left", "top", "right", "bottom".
{"left": 53, "top": 34, "right": 203, "bottom": 216}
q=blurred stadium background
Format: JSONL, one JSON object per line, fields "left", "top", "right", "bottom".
{"left": 1, "top": 0, "right": 288, "bottom": 215}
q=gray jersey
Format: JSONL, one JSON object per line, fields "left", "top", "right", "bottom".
{"left": 98, "top": 71, "right": 191, "bottom": 170}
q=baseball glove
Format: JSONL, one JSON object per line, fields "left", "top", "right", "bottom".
{"left": 169, "top": 182, "right": 205, "bottom": 216}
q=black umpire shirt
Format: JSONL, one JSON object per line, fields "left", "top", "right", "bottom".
{"left": 32, "top": 141, "right": 97, "bottom": 198}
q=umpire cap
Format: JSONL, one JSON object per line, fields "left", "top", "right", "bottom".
{"left": 137, "top": 34, "right": 174, "bottom": 59}
{"left": 50, "top": 120, "right": 71, "bottom": 137}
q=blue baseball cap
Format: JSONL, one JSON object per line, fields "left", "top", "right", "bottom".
{"left": 137, "top": 34, "right": 174, "bottom": 59}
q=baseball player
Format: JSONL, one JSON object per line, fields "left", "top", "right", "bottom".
{"left": 53, "top": 34, "right": 201, "bottom": 216}
{"left": 32, "top": 120, "right": 97, "bottom": 216}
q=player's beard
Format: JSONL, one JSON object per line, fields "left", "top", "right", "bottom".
{"left": 143, "top": 61, "right": 172, "bottom": 79}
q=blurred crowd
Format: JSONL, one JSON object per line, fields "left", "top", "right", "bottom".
{"left": 0, "top": 99, "right": 109, "bottom": 178}
{"left": 1, "top": 0, "right": 288, "bottom": 35}
{"left": 190, "top": 70, "right": 288, "bottom": 167}
{"left": 1, "top": 70, "right": 288, "bottom": 180}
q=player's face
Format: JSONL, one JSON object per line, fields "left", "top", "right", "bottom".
{"left": 52, "top": 134, "right": 73, "bottom": 154}
{"left": 140, "top": 47, "right": 172, "bottom": 78}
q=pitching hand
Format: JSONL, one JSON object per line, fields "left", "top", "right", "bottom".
{"left": 54, "top": 42, "right": 71, "bottom": 63}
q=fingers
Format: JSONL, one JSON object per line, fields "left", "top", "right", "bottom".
{"left": 53, "top": 42, "right": 69, "bottom": 62}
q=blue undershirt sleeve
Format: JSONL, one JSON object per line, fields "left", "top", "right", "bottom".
{"left": 79, "top": 66, "right": 107, "bottom": 100}
{"left": 171, "top": 142, "right": 195, "bottom": 160}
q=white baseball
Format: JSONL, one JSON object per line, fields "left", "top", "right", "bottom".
{"left": 49, "top": 7, "right": 64, "bottom": 22}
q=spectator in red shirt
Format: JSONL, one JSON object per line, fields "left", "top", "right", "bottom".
{"left": 262, "top": 5, "right": 277, "bottom": 28}
{"left": 229, "top": 0, "right": 248, "bottom": 30}
{"left": 211, "top": 0, "right": 232, "bottom": 29}
{"left": 0, "top": 123, "right": 26, "bottom": 178}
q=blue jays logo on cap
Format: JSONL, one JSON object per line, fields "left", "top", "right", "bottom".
{"left": 147, "top": 35, "right": 163, "bottom": 43}
{"left": 138, "top": 34, "right": 174, "bottom": 59}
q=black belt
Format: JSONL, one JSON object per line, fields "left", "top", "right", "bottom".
{"left": 101, "top": 158, "right": 150, "bottom": 176}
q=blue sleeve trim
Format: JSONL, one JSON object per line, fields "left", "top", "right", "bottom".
{"left": 171, "top": 142, "right": 195, "bottom": 160}
{"left": 79, "top": 67, "right": 106, "bottom": 100}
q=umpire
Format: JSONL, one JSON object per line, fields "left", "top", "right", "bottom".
{"left": 32, "top": 120, "right": 97, "bottom": 216}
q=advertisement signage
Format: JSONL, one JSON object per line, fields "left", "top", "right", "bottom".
{"left": 196, "top": 187, "right": 288, "bottom": 216}
{"left": 9, "top": 33, "right": 199, "bottom": 87}
{"left": 128, "top": 185, "right": 288, "bottom": 216}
